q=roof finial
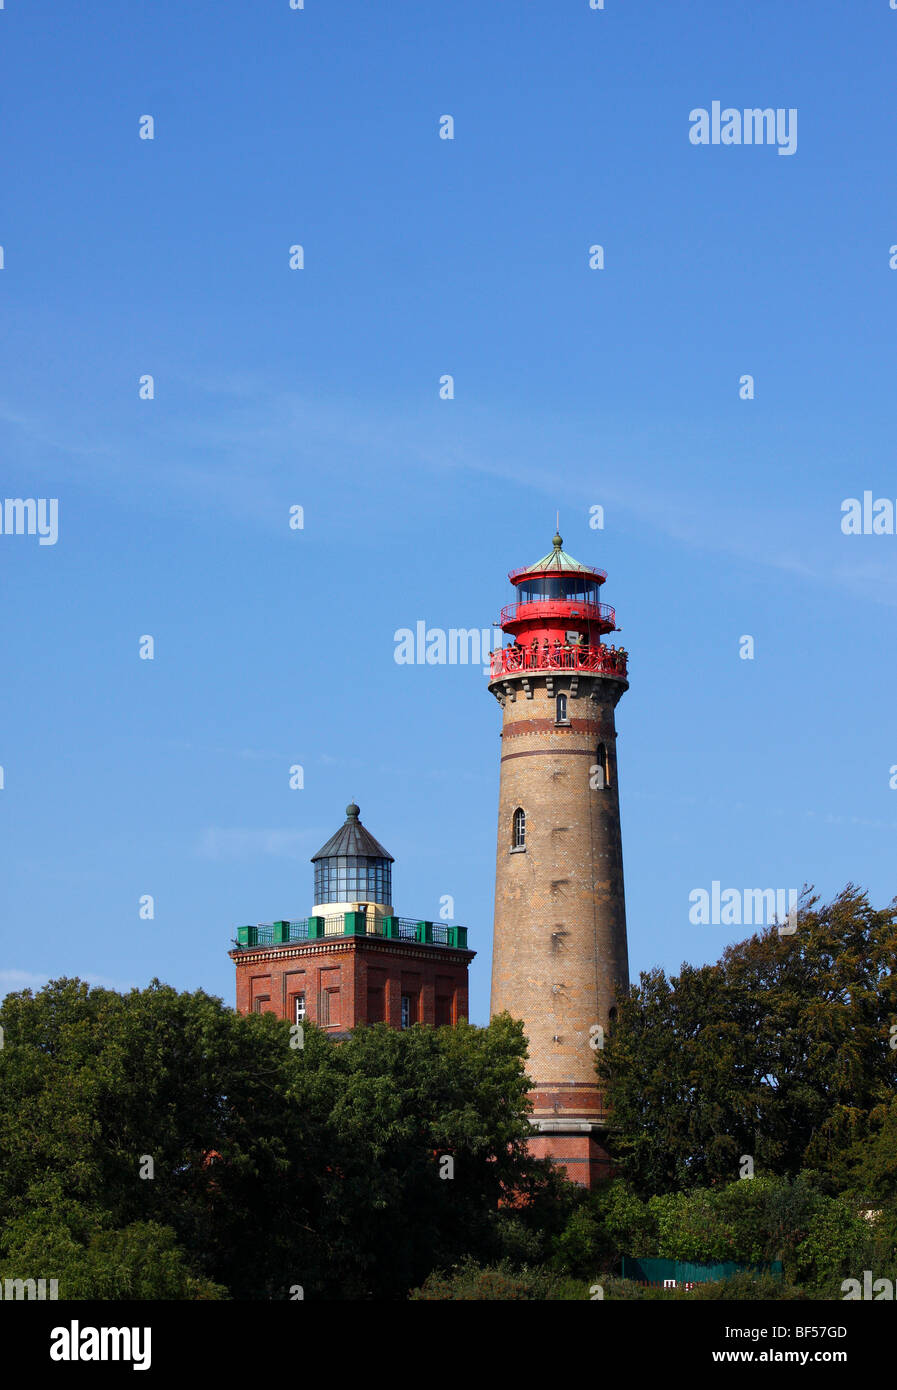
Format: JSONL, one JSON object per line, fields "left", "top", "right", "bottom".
{"left": 346, "top": 801, "right": 360, "bottom": 819}
{"left": 553, "top": 515, "right": 563, "bottom": 551}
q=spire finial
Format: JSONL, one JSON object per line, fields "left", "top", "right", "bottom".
{"left": 346, "top": 801, "right": 360, "bottom": 819}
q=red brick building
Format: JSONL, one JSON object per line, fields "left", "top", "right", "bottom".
{"left": 487, "top": 534, "right": 631, "bottom": 1187}
{"left": 230, "top": 803, "right": 474, "bottom": 1036}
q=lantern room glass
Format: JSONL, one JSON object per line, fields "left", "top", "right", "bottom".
{"left": 516, "top": 577, "right": 601, "bottom": 605}
{"left": 314, "top": 855, "right": 392, "bottom": 905}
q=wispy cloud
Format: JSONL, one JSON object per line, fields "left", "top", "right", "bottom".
{"left": 0, "top": 968, "right": 137, "bottom": 997}
{"left": 629, "top": 788, "right": 897, "bottom": 833}
{"left": 5, "top": 377, "right": 896, "bottom": 607}
{"left": 197, "top": 827, "right": 321, "bottom": 860}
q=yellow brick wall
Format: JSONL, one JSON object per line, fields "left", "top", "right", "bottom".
{"left": 490, "top": 672, "right": 629, "bottom": 1121}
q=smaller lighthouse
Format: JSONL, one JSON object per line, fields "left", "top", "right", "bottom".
{"left": 487, "top": 534, "right": 630, "bottom": 1186}
{"left": 230, "top": 803, "right": 475, "bottom": 1034}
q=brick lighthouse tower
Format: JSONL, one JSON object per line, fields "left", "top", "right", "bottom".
{"left": 487, "top": 532, "right": 630, "bottom": 1186}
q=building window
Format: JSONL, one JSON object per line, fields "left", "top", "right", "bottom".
{"left": 594, "top": 743, "right": 609, "bottom": 790}
{"left": 512, "top": 807, "right": 526, "bottom": 849}
{"left": 401, "top": 994, "right": 417, "bottom": 1029}
{"left": 294, "top": 993, "right": 306, "bottom": 1024}
{"left": 320, "top": 989, "right": 339, "bottom": 1026}
{"left": 556, "top": 693, "right": 568, "bottom": 723}
{"left": 435, "top": 994, "right": 453, "bottom": 1027}
{"left": 253, "top": 995, "right": 269, "bottom": 1014}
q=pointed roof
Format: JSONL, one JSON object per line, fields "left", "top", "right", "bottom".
{"left": 310, "top": 803, "right": 394, "bottom": 862}
{"left": 512, "top": 532, "right": 603, "bottom": 580}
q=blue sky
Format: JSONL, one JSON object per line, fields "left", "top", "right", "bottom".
{"left": 2, "top": 0, "right": 896, "bottom": 1023}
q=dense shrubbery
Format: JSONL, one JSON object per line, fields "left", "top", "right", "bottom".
{"left": 0, "top": 980, "right": 563, "bottom": 1299}
{"left": 408, "top": 1265, "right": 811, "bottom": 1301}
{"left": 415, "top": 888, "right": 897, "bottom": 1301}
{"left": 409, "top": 1258, "right": 585, "bottom": 1301}
{"left": 538, "top": 1174, "right": 897, "bottom": 1297}
{"left": 1, "top": 887, "right": 893, "bottom": 1300}
{"left": 592, "top": 1272, "right": 807, "bottom": 1301}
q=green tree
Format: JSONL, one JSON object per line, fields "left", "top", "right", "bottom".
{"left": 0, "top": 1210, "right": 226, "bottom": 1300}
{"left": 0, "top": 980, "right": 560, "bottom": 1300}
{"left": 795, "top": 1199, "right": 874, "bottom": 1295}
{"left": 287, "top": 1014, "right": 566, "bottom": 1297}
{"left": 598, "top": 888, "right": 897, "bottom": 1194}
{"left": 648, "top": 1191, "right": 737, "bottom": 1263}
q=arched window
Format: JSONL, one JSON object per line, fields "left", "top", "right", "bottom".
{"left": 556, "top": 693, "right": 568, "bottom": 723}
{"left": 512, "top": 807, "right": 526, "bottom": 849}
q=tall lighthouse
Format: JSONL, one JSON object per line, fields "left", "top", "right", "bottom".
{"left": 487, "top": 532, "right": 630, "bottom": 1186}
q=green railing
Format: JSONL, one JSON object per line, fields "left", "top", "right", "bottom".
{"left": 235, "top": 915, "right": 468, "bottom": 950}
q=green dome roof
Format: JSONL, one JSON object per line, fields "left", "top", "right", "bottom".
{"left": 517, "top": 532, "right": 601, "bottom": 577}
{"left": 311, "top": 804, "right": 394, "bottom": 863}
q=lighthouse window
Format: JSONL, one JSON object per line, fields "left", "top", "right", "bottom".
{"left": 556, "top": 693, "right": 568, "bottom": 724}
{"left": 594, "top": 743, "right": 609, "bottom": 790}
{"left": 512, "top": 807, "right": 526, "bottom": 849}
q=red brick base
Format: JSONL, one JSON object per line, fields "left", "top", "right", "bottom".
{"left": 526, "top": 1131, "right": 613, "bottom": 1188}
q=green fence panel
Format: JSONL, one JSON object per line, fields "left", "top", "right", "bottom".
{"left": 621, "top": 1257, "right": 783, "bottom": 1285}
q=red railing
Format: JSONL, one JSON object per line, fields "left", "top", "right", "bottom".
{"left": 500, "top": 599, "right": 616, "bottom": 628}
{"left": 489, "top": 642, "right": 628, "bottom": 680}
